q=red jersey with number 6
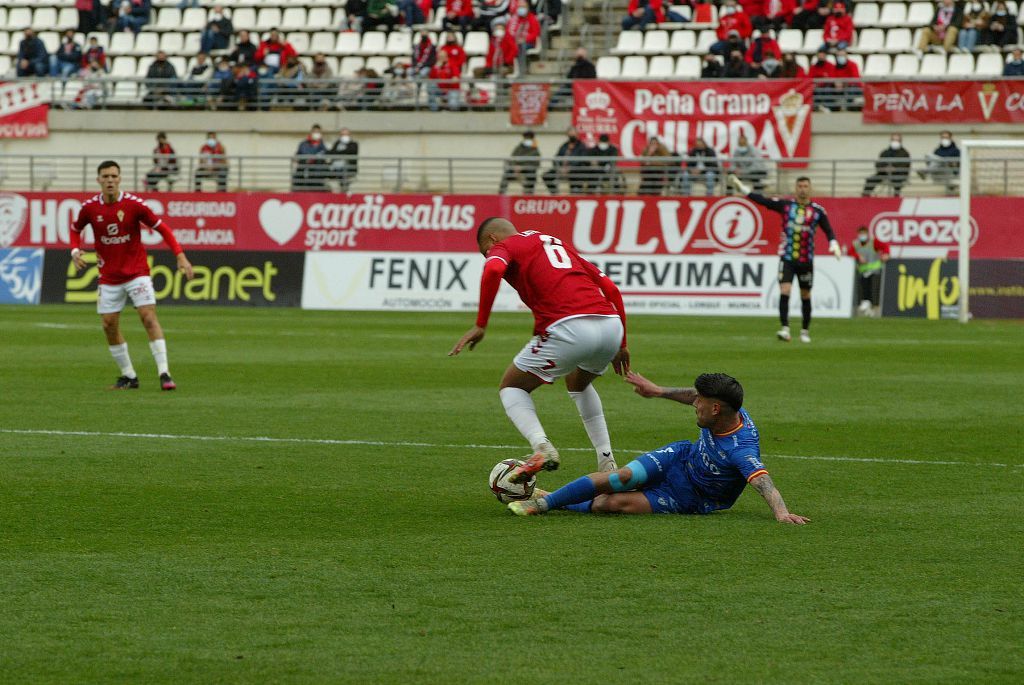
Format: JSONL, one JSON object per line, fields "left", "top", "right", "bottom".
{"left": 486, "top": 231, "right": 618, "bottom": 334}
{"left": 72, "top": 192, "right": 182, "bottom": 285}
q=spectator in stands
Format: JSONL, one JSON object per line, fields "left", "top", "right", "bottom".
{"left": 308, "top": 54, "right": 336, "bottom": 109}
{"left": 292, "top": 125, "right": 329, "bottom": 192}
{"left": 255, "top": 32, "right": 298, "bottom": 77}
{"left": 757, "top": 55, "right": 783, "bottom": 77}
{"left": 508, "top": 5, "right": 542, "bottom": 75}
{"left": 554, "top": 47, "right": 596, "bottom": 103}
{"left": 16, "top": 30, "right": 50, "bottom": 78}
{"left": 76, "top": 59, "right": 109, "bottom": 108}
{"left": 77, "top": 0, "right": 102, "bottom": 34}
{"left": 364, "top": 0, "right": 399, "bottom": 32}
{"left": 443, "top": 0, "right": 476, "bottom": 33}
{"left": 499, "top": 131, "right": 542, "bottom": 194}
{"left": 698, "top": 54, "right": 721, "bottom": 78}
{"left": 711, "top": 1, "right": 754, "bottom": 55}
{"left": 465, "top": 82, "right": 492, "bottom": 107}
{"left": 918, "top": 131, "right": 960, "bottom": 194}
{"left": 476, "top": 0, "right": 513, "bottom": 32}
{"left": 622, "top": 0, "right": 686, "bottom": 30}
{"left": 808, "top": 49, "right": 835, "bottom": 78}
{"left": 958, "top": 3, "right": 989, "bottom": 52}
{"left": 1005, "top": 48, "right": 1024, "bottom": 76}
{"left": 143, "top": 51, "right": 179, "bottom": 108}
{"left": 51, "top": 31, "right": 84, "bottom": 79}
{"left": 821, "top": 1, "right": 855, "bottom": 52}
{"left": 638, "top": 136, "right": 673, "bottom": 196}
{"left": 724, "top": 49, "right": 755, "bottom": 77}
{"left": 194, "top": 132, "right": 228, "bottom": 192}
{"left": 427, "top": 50, "right": 461, "bottom": 111}
{"left": 587, "top": 134, "right": 624, "bottom": 194}
{"left": 328, "top": 128, "right": 360, "bottom": 192}
{"left": 178, "top": 0, "right": 199, "bottom": 7}
{"left": 732, "top": 135, "right": 769, "bottom": 191}
{"left": 413, "top": 33, "right": 438, "bottom": 78}
{"left": 82, "top": 36, "right": 108, "bottom": 72}
{"left": 144, "top": 133, "right": 178, "bottom": 190}
{"left": 762, "top": 0, "right": 797, "bottom": 32}
{"left": 473, "top": 25, "right": 518, "bottom": 78}
{"left": 691, "top": 0, "right": 717, "bottom": 23}
{"left": 341, "top": 0, "right": 366, "bottom": 32}
{"left": 230, "top": 31, "right": 257, "bottom": 66}
{"left": 680, "top": 138, "right": 721, "bottom": 196}
{"left": 982, "top": 2, "right": 1018, "bottom": 48}
{"left": 189, "top": 53, "right": 211, "bottom": 79}
{"left": 543, "top": 127, "right": 590, "bottom": 195}
{"left": 540, "top": 0, "right": 564, "bottom": 30}
{"left": 779, "top": 53, "right": 806, "bottom": 77}
{"left": 397, "top": 0, "right": 426, "bottom": 26}
{"left": 793, "top": 0, "right": 828, "bottom": 32}
{"left": 208, "top": 57, "right": 232, "bottom": 102}
{"left": 352, "top": 67, "right": 384, "bottom": 109}
{"left": 831, "top": 48, "right": 861, "bottom": 110}
{"left": 114, "top": 0, "right": 152, "bottom": 35}
{"left": 918, "top": 0, "right": 963, "bottom": 53}
{"left": 441, "top": 32, "right": 468, "bottom": 74}
{"left": 272, "top": 55, "right": 307, "bottom": 105}
{"left": 746, "top": 29, "right": 782, "bottom": 66}
{"left": 862, "top": 134, "right": 911, "bottom": 197}
{"left": 221, "top": 61, "right": 259, "bottom": 110}
{"left": 201, "top": 5, "right": 234, "bottom": 55}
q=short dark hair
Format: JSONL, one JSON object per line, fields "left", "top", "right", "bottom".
{"left": 476, "top": 216, "right": 503, "bottom": 244}
{"left": 599, "top": 133, "right": 610, "bottom": 142}
{"left": 796, "top": 176, "right": 811, "bottom": 184}
{"left": 694, "top": 373, "right": 743, "bottom": 412}
{"left": 522, "top": 131, "right": 535, "bottom": 139}
{"left": 97, "top": 160, "right": 120, "bottom": 174}
{"left": 857, "top": 225, "right": 868, "bottom": 233}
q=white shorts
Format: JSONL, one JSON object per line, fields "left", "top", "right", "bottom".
{"left": 513, "top": 315, "right": 623, "bottom": 384}
{"left": 97, "top": 275, "right": 157, "bottom": 314}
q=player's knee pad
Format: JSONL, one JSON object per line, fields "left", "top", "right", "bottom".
{"left": 608, "top": 461, "right": 647, "bottom": 492}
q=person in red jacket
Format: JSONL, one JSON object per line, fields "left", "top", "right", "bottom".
{"left": 711, "top": 0, "right": 755, "bottom": 55}
{"left": 807, "top": 49, "right": 834, "bottom": 78}
{"left": 739, "top": 0, "right": 766, "bottom": 24}
{"left": 821, "top": 1, "right": 855, "bottom": 51}
{"left": 830, "top": 48, "right": 861, "bottom": 110}
{"left": 428, "top": 49, "right": 461, "bottom": 111}
{"left": 443, "top": 0, "right": 475, "bottom": 33}
{"left": 622, "top": 0, "right": 686, "bottom": 30}
{"left": 254, "top": 30, "right": 297, "bottom": 76}
{"left": 745, "top": 30, "right": 782, "bottom": 66}
{"left": 439, "top": 31, "right": 467, "bottom": 75}
{"left": 763, "top": 0, "right": 797, "bottom": 32}
{"left": 473, "top": 25, "right": 517, "bottom": 78}
{"left": 507, "top": 5, "right": 541, "bottom": 75}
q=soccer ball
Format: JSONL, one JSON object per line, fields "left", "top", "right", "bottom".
{"left": 489, "top": 458, "right": 536, "bottom": 503}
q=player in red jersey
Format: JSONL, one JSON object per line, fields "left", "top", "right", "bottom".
{"left": 70, "top": 160, "right": 194, "bottom": 390}
{"left": 450, "top": 217, "right": 630, "bottom": 482}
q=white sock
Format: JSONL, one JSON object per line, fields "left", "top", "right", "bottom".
{"left": 568, "top": 385, "right": 613, "bottom": 464}
{"left": 108, "top": 343, "right": 136, "bottom": 378}
{"left": 499, "top": 387, "right": 548, "bottom": 451}
{"left": 149, "top": 338, "right": 169, "bottom": 375}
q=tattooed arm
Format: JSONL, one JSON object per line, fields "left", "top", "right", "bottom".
{"left": 749, "top": 473, "right": 810, "bottom": 525}
{"left": 624, "top": 371, "right": 697, "bottom": 405}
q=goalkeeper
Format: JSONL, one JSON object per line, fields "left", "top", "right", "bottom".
{"left": 729, "top": 174, "right": 842, "bottom": 343}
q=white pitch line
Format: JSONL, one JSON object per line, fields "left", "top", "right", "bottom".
{"left": 0, "top": 428, "right": 1019, "bottom": 469}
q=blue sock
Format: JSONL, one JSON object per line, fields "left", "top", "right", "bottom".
{"left": 563, "top": 500, "right": 593, "bottom": 513}
{"left": 542, "top": 476, "right": 597, "bottom": 510}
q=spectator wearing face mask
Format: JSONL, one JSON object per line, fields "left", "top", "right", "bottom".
{"left": 144, "top": 132, "right": 178, "bottom": 190}
{"left": 790, "top": 0, "right": 822, "bottom": 31}
{"left": 82, "top": 36, "right": 108, "bottom": 72}
{"left": 255, "top": 31, "right": 298, "bottom": 77}
{"left": 713, "top": 30, "right": 750, "bottom": 59}
{"left": 1005, "top": 48, "right": 1024, "bottom": 76}
{"left": 427, "top": 50, "right": 461, "bottom": 111}
{"left": 746, "top": 30, "right": 782, "bottom": 66}
{"left": 779, "top": 53, "right": 806, "bottom": 78}
{"left": 762, "top": 0, "right": 797, "bottom": 33}
{"left": 808, "top": 50, "right": 834, "bottom": 109}
{"left": 209, "top": 58, "right": 232, "bottom": 103}
{"left": 821, "top": 2, "right": 855, "bottom": 52}
{"left": 51, "top": 30, "right": 83, "bottom": 79}
{"left": 308, "top": 54, "right": 336, "bottom": 109}
{"left": 231, "top": 31, "right": 258, "bottom": 66}
{"left": 851, "top": 226, "right": 890, "bottom": 317}
{"left": 543, "top": 127, "right": 591, "bottom": 195}
{"left": 982, "top": 2, "right": 1018, "bottom": 48}
{"left": 507, "top": 6, "right": 541, "bottom": 75}
{"left": 586, "top": 134, "right": 624, "bottom": 194}
{"left": 958, "top": 3, "right": 990, "bottom": 52}
{"left": 724, "top": 49, "right": 755, "bottom": 77}
{"left": 293, "top": 125, "right": 329, "bottom": 192}
{"left": 194, "top": 132, "right": 228, "bottom": 192}
{"left": 473, "top": 26, "right": 517, "bottom": 79}
{"left": 862, "top": 135, "right": 911, "bottom": 197}
{"left": 732, "top": 135, "right": 768, "bottom": 192}
{"left": 412, "top": 33, "right": 438, "bottom": 78}
{"left": 711, "top": 1, "right": 754, "bottom": 55}
{"left": 831, "top": 49, "right": 861, "bottom": 110}
{"left": 499, "top": 131, "right": 542, "bottom": 195}
{"left": 702, "top": 54, "right": 725, "bottom": 78}
{"left": 918, "top": 0, "right": 964, "bottom": 53}
{"left": 440, "top": 32, "right": 468, "bottom": 74}
{"left": 680, "top": 139, "right": 721, "bottom": 196}
{"left": 918, "top": 131, "right": 960, "bottom": 195}
{"left": 443, "top": 0, "right": 475, "bottom": 33}
{"left": 200, "top": 6, "right": 233, "bottom": 54}
{"left": 329, "top": 128, "right": 359, "bottom": 192}
{"left": 476, "top": 0, "right": 512, "bottom": 32}
{"left": 622, "top": 0, "right": 687, "bottom": 30}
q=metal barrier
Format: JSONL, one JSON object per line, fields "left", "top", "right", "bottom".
{"left": 2, "top": 153, "right": 1022, "bottom": 196}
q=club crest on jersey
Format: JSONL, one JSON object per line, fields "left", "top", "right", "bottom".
{"left": 97, "top": 215, "right": 103, "bottom": 222}
{"left": 117, "top": 210, "right": 125, "bottom": 222}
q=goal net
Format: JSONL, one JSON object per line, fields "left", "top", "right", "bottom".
{"left": 957, "top": 139, "right": 1024, "bottom": 323}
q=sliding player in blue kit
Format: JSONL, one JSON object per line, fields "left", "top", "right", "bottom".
{"left": 508, "top": 371, "right": 809, "bottom": 524}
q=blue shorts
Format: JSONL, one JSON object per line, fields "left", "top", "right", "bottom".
{"left": 629, "top": 441, "right": 703, "bottom": 515}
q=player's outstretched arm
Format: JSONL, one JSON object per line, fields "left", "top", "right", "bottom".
{"left": 176, "top": 252, "right": 195, "bottom": 280}
{"left": 449, "top": 325, "right": 485, "bottom": 356}
{"left": 749, "top": 473, "right": 809, "bottom": 525}
{"left": 450, "top": 257, "right": 506, "bottom": 357}
{"left": 624, "top": 371, "right": 696, "bottom": 404}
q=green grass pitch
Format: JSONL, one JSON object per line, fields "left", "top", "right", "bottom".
{"left": 1, "top": 305, "right": 1022, "bottom": 683}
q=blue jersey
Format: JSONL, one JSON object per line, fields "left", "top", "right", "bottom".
{"left": 748, "top": 193, "right": 836, "bottom": 265}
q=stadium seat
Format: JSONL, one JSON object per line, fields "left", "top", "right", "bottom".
{"left": 280, "top": 8, "right": 308, "bottom": 31}
{"left": 137, "top": 56, "right": 153, "bottom": 76}
{"left": 32, "top": 8, "right": 58, "bottom": 31}
{"left": 0, "top": 33, "right": 8, "bottom": 56}
{"left": 336, "top": 32, "right": 360, "bottom": 55}
{"left": 365, "top": 55, "right": 390, "bottom": 74}
{"left": 465, "top": 55, "right": 486, "bottom": 76}
{"left": 332, "top": 8, "right": 348, "bottom": 27}
{"left": 778, "top": 29, "right": 803, "bottom": 54}
{"left": 0, "top": 55, "right": 10, "bottom": 77}
{"left": 947, "top": 53, "right": 974, "bottom": 76}
{"left": 231, "top": 8, "right": 257, "bottom": 31}
{"left": 863, "top": 53, "right": 892, "bottom": 77}
{"left": 975, "top": 52, "right": 1004, "bottom": 76}
{"left": 0, "top": 10, "right": 6, "bottom": 33}
{"left": 38, "top": 32, "right": 60, "bottom": 55}
{"left": 338, "top": 55, "right": 365, "bottom": 76}
{"left": 853, "top": 28, "right": 885, "bottom": 54}
{"left": 462, "top": 31, "right": 489, "bottom": 56}
{"left": 110, "top": 56, "right": 137, "bottom": 77}
{"left": 110, "top": 32, "right": 135, "bottom": 56}
{"left": 169, "top": 56, "right": 187, "bottom": 75}
{"left": 919, "top": 53, "right": 947, "bottom": 77}
{"left": 357, "top": 31, "right": 386, "bottom": 57}
{"left": 159, "top": 32, "right": 184, "bottom": 54}
{"left": 669, "top": 30, "right": 696, "bottom": 54}
{"left": 310, "top": 32, "right": 335, "bottom": 54}
{"left": 154, "top": 8, "right": 181, "bottom": 31}
{"left": 56, "top": 8, "right": 77, "bottom": 30}
{"left": 675, "top": 55, "right": 702, "bottom": 78}
{"left": 595, "top": 55, "right": 621, "bottom": 78}
{"left": 639, "top": 30, "right": 669, "bottom": 56}
{"left": 852, "top": 3, "right": 879, "bottom": 27}
{"left": 287, "top": 32, "right": 311, "bottom": 54}
{"left": 891, "top": 53, "right": 919, "bottom": 77}
{"left": 621, "top": 56, "right": 647, "bottom": 77}
{"left": 131, "top": 32, "right": 159, "bottom": 57}
{"left": 384, "top": 31, "right": 412, "bottom": 57}
{"left": 696, "top": 29, "right": 717, "bottom": 53}
{"left": 878, "top": 3, "right": 907, "bottom": 28}
{"left": 7, "top": 8, "right": 31, "bottom": 30}
{"left": 255, "top": 8, "right": 283, "bottom": 32}
{"left": 307, "top": 8, "right": 333, "bottom": 30}
{"left": 180, "top": 8, "right": 207, "bottom": 32}
{"left": 183, "top": 32, "right": 201, "bottom": 55}
{"left": 906, "top": 2, "right": 934, "bottom": 26}
{"left": 611, "top": 31, "right": 643, "bottom": 56}
{"left": 885, "top": 28, "right": 913, "bottom": 53}
{"left": 648, "top": 55, "right": 674, "bottom": 76}
{"left": 802, "top": 29, "right": 824, "bottom": 53}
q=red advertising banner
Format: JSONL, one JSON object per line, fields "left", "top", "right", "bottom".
{"left": 509, "top": 82, "right": 551, "bottom": 127}
{"left": 572, "top": 80, "right": 813, "bottom": 163}
{"left": 863, "top": 80, "right": 1024, "bottom": 124}
{"left": 3, "top": 192, "right": 1023, "bottom": 260}
{"left": 0, "top": 81, "right": 49, "bottom": 138}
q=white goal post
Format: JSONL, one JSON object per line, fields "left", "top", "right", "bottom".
{"left": 957, "top": 139, "right": 1024, "bottom": 324}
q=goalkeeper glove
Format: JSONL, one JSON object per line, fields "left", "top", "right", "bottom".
{"left": 829, "top": 239, "right": 842, "bottom": 259}
{"left": 727, "top": 173, "right": 751, "bottom": 196}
